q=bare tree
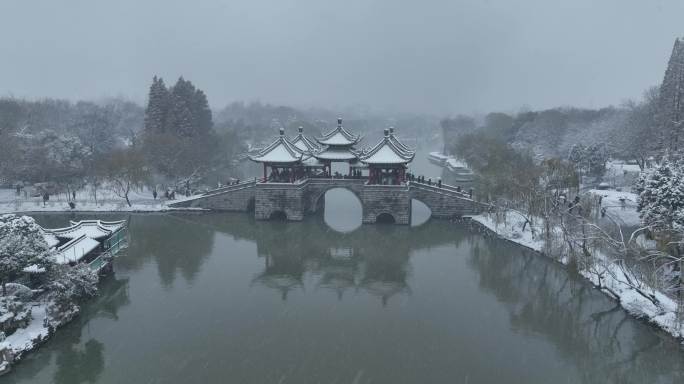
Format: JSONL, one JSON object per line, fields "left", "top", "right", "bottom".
{"left": 103, "top": 148, "right": 148, "bottom": 207}
{"left": 618, "top": 87, "right": 659, "bottom": 169}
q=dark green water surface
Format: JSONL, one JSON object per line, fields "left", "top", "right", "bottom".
{"left": 5, "top": 209, "right": 684, "bottom": 384}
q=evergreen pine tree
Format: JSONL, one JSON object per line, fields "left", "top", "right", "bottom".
{"left": 166, "top": 77, "right": 213, "bottom": 138}
{"left": 658, "top": 38, "right": 684, "bottom": 154}
{"left": 193, "top": 88, "right": 213, "bottom": 135}
{"left": 144, "top": 76, "right": 170, "bottom": 134}
{"left": 635, "top": 157, "right": 684, "bottom": 232}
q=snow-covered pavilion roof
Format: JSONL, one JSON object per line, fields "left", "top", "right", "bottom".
{"left": 315, "top": 118, "right": 361, "bottom": 147}
{"left": 45, "top": 219, "right": 126, "bottom": 241}
{"left": 313, "top": 147, "right": 360, "bottom": 161}
{"left": 53, "top": 234, "right": 101, "bottom": 264}
{"left": 302, "top": 156, "right": 327, "bottom": 167}
{"left": 388, "top": 127, "right": 415, "bottom": 155}
{"left": 42, "top": 232, "right": 60, "bottom": 248}
{"left": 290, "top": 126, "right": 319, "bottom": 153}
{"left": 249, "top": 128, "right": 306, "bottom": 164}
{"left": 359, "top": 129, "right": 415, "bottom": 165}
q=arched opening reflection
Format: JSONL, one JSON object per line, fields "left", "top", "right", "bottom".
{"left": 322, "top": 188, "right": 362, "bottom": 232}
{"left": 269, "top": 210, "right": 288, "bottom": 221}
{"left": 376, "top": 213, "right": 396, "bottom": 224}
{"left": 410, "top": 199, "right": 431, "bottom": 227}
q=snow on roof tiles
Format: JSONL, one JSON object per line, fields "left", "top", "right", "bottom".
{"left": 53, "top": 235, "right": 101, "bottom": 264}
{"left": 291, "top": 127, "right": 319, "bottom": 152}
{"left": 359, "top": 129, "right": 415, "bottom": 165}
{"left": 249, "top": 128, "right": 306, "bottom": 164}
{"left": 388, "top": 127, "right": 415, "bottom": 155}
{"left": 315, "top": 118, "right": 361, "bottom": 146}
{"left": 314, "top": 147, "right": 360, "bottom": 161}
{"left": 46, "top": 220, "right": 126, "bottom": 240}
{"left": 42, "top": 233, "right": 60, "bottom": 248}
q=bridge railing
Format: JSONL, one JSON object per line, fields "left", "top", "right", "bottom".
{"left": 202, "top": 180, "right": 257, "bottom": 196}
{"left": 409, "top": 181, "right": 472, "bottom": 199}
{"left": 306, "top": 177, "right": 367, "bottom": 185}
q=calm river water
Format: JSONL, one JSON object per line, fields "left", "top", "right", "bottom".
{"left": 5, "top": 150, "right": 684, "bottom": 383}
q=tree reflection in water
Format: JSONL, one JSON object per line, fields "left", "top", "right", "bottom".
{"left": 3, "top": 275, "right": 130, "bottom": 384}
{"left": 19, "top": 212, "right": 684, "bottom": 383}
{"left": 54, "top": 339, "right": 105, "bottom": 384}
{"left": 115, "top": 214, "right": 215, "bottom": 287}
{"left": 52, "top": 276, "right": 130, "bottom": 384}
{"left": 188, "top": 212, "right": 684, "bottom": 382}
{"left": 467, "top": 238, "right": 684, "bottom": 383}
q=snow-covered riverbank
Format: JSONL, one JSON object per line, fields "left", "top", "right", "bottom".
{"left": 468, "top": 212, "right": 683, "bottom": 340}
{"left": 0, "top": 188, "right": 202, "bottom": 214}
{"left": 0, "top": 300, "right": 80, "bottom": 372}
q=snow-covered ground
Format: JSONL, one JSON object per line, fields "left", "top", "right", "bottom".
{"left": 0, "top": 300, "right": 81, "bottom": 364}
{"left": 602, "top": 160, "right": 642, "bottom": 189}
{"left": 586, "top": 188, "right": 640, "bottom": 227}
{"left": 580, "top": 251, "right": 681, "bottom": 338}
{"left": 469, "top": 213, "right": 544, "bottom": 252}
{"left": 469, "top": 211, "right": 682, "bottom": 339}
{"left": 0, "top": 187, "right": 201, "bottom": 214}
{"left": 0, "top": 303, "right": 50, "bottom": 357}
{"left": 606, "top": 160, "right": 642, "bottom": 174}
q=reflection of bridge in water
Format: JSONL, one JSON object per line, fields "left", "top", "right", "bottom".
{"left": 173, "top": 213, "right": 476, "bottom": 305}
{"left": 56, "top": 213, "right": 684, "bottom": 384}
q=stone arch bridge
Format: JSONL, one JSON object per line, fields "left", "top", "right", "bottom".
{"left": 169, "top": 178, "right": 485, "bottom": 224}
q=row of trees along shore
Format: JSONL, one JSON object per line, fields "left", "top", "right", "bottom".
{"left": 107, "top": 76, "right": 239, "bottom": 205}
{"left": 0, "top": 76, "right": 243, "bottom": 206}
{"left": 441, "top": 37, "right": 684, "bottom": 328}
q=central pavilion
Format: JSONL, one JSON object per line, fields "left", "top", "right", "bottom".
{"left": 313, "top": 118, "right": 362, "bottom": 177}
{"left": 249, "top": 118, "right": 415, "bottom": 185}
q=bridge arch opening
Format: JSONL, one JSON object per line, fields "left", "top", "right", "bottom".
{"left": 269, "top": 210, "right": 288, "bottom": 221}
{"left": 321, "top": 188, "right": 362, "bottom": 232}
{"left": 376, "top": 212, "right": 396, "bottom": 224}
{"left": 410, "top": 199, "right": 432, "bottom": 227}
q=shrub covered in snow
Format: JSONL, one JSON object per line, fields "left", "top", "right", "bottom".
{"left": 0, "top": 214, "right": 54, "bottom": 295}
{"left": 0, "top": 295, "right": 31, "bottom": 335}
{"left": 47, "top": 264, "right": 98, "bottom": 315}
{"left": 634, "top": 158, "right": 684, "bottom": 232}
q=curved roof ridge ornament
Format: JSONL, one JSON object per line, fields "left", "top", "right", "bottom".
{"left": 315, "top": 116, "right": 361, "bottom": 146}
{"left": 291, "top": 126, "right": 320, "bottom": 153}
{"left": 358, "top": 128, "right": 415, "bottom": 165}
{"left": 387, "top": 126, "right": 415, "bottom": 155}
{"left": 249, "top": 127, "right": 307, "bottom": 164}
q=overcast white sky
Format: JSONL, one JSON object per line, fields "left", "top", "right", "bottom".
{"left": 0, "top": 0, "right": 682, "bottom": 115}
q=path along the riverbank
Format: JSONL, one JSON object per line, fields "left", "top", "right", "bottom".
{"left": 0, "top": 188, "right": 202, "bottom": 214}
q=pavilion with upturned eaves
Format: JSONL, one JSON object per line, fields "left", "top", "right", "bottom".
{"left": 313, "top": 118, "right": 362, "bottom": 177}
{"left": 359, "top": 127, "right": 415, "bottom": 185}
{"left": 291, "top": 126, "right": 320, "bottom": 153}
{"left": 248, "top": 128, "right": 308, "bottom": 183}
{"left": 250, "top": 119, "right": 416, "bottom": 185}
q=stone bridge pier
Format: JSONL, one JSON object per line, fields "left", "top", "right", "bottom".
{"left": 256, "top": 179, "right": 411, "bottom": 224}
